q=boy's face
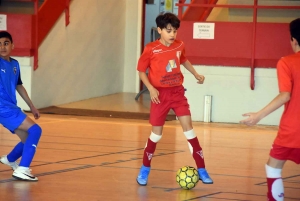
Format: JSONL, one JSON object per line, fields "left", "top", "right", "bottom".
{"left": 157, "top": 24, "right": 177, "bottom": 47}
{"left": 0, "top": 37, "right": 13, "bottom": 61}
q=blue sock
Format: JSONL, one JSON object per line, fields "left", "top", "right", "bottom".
{"left": 19, "top": 124, "right": 42, "bottom": 167}
{"left": 7, "top": 142, "right": 24, "bottom": 162}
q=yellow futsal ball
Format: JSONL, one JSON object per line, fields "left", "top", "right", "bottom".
{"left": 176, "top": 166, "right": 199, "bottom": 190}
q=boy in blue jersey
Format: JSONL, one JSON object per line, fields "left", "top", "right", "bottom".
{"left": 0, "top": 31, "right": 42, "bottom": 181}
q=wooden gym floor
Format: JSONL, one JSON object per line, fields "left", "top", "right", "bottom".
{"left": 0, "top": 93, "right": 300, "bottom": 201}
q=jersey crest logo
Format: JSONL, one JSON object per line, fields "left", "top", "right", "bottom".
{"left": 146, "top": 152, "right": 153, "bottom": 161}
{"left": 13, "top": 67, "right": 17, "bottom": 75}
{"left": 1, "top": 69, "right": 5, "bottom": 73}
{"left": 196, "top": 150, "right": 204, "bottom": 159}
{"left": 166, "top": 59, "right": 177, "bottom": 72}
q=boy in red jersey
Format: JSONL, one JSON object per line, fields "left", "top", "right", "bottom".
{"left": 136, "top": 13, "right": 213, "bottom": 186}
{"left": 240, "top": 18, "right": 300, "bottom": 201}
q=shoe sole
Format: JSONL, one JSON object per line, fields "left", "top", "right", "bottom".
{"left": 199, "top": 178, "right": 213, "bottom": 184}
{"left": 136, "top": 178, "right": 147, "bottom": 186}
{"left": 12, "top": 175, "right": 38, "bottom": 182}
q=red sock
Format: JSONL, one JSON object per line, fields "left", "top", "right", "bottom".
{"left": 142, "top": 138, "right": 157, "bottom": 167}
{"left": 267, "top": 177, "right": 284, "bottom": 201}
{"left": 188, "top": 137, "right": 205, "bottom": 169}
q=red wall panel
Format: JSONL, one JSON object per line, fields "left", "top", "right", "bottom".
{"left": 177, "top": 21, "right": 293, "bottom": 68}
{"left": 5, "top": 13, "right": 35, "bottom": 56}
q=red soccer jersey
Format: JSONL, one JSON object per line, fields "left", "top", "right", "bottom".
{"left": 274, "top": 51, "right": 300, "bottom": 148}
{"left": 137, "top": 40, "right": 187, "bottom": 88}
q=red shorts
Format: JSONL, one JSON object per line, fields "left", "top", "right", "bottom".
{"left": 269, "top": 144, "right": 300, "bottom": 164}
{"left": 150, "top": 85, "right": 191, "bottom": 126}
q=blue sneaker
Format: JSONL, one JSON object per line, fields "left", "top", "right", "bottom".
{"left": 198, "top": 168, "right": 213, "bottom": 184}
{"left": 136, "top": 165, "right": 151, "bottom": 186}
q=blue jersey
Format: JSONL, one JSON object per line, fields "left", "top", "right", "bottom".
{"left": 0, "top": 57, "right": 22, "bottom": 112}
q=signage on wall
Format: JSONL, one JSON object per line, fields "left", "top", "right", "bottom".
{"left": 193, "top": 23, "right": 215, "bottom": 39}
{"left": 0, "top": 15, "right": 7, "bottom": 30}
{"left": 165, "top": 0, "right": 173, "bottom": 12}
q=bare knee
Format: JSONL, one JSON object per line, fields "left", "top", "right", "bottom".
{"left": 14, "top": 129, "right": 28, "bottom": 143}
{"left": 267, "top": 157, "right": 286, "bottom": 169}
{"left": 152, "top": 126, "right": 163, "bottom": 135}
{"left": 178, "top": 116, "right": 193, "bottom": 132}
{"left": 180, "top": 120, "right": 193, "bottom": 132}
{"left": 18, "top": 116, "right": 36, "bottom": 131}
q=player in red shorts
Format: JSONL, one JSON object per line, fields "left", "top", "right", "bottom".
{"left": 240, "top": 18, "right": 300, "bottom": 201}
{"left": 136, "top": 13, "right": 213, "bottom": 186}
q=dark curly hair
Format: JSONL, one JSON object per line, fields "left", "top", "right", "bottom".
{"left": 156, "top": 13, "right": 180, "bottom": 30}
{"left": 0, "top": 31, "right": 13, "bottom": 43}
{"left": 290, "top": 18, "right": 300, "bottom": 43}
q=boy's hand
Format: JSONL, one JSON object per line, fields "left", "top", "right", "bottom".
{"left": 240, "top": 112, "right": 261, "bottom": 126}
{"left": 149, "top": 87, "right": 160, "bottom": 104}
{"left": 30, "top": 106, "right": 40, "bottom": 119}
{"left": 195, "top": 74, "right": 205, "bottom": 84}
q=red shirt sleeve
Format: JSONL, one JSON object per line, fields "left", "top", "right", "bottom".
{"left": 277, "top": 58, "right": 292, "bottom": 92}
{"left": 137, "top": 45, "right": 151, "bottom": 72}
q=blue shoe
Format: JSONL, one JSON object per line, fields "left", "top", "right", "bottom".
{"left": 198, "top": 168, "right": 213, "bottom": 184}
{"left": 136, "top": 165, "right": 151, "bottom": 186}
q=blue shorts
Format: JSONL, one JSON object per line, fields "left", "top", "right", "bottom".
{"left": 0, "top": 108, "right": 27, "bottom": 133}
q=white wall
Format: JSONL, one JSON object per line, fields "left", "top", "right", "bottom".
{"left": 123, "top": 1, "right": 143, "bottom": 93}
{"left": 182, "top": 66, "right": 282, "bottom": 125}
{"left": 31, "top": 0, "right": 127, "bottom": 108}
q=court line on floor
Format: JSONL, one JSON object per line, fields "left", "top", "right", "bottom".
{"left": 0, "top": 150, "right": 184, "bottom": 183}
{"left": 0, "top": 165, "right": 94, "bottom": 183}
{"left": 256, "top": 174, "right": 300, "bottom": 187}
{"left": 195, "top": 192, "right": 300, "bottom": 201}
{"left": 1, "top": 148, "right": 277, "bottom": 185}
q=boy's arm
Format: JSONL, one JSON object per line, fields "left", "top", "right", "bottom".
{"left": 240, "top": 92, "right": 290, "bottom": 126}
{"left": 16, "top": 85, "right": 40, "bottom": 119}
{"left": 138, "top": 71, "right": 160, "bottom": 104}
{"left": 182, "top": 60, "right": 205, "bottom": 84}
